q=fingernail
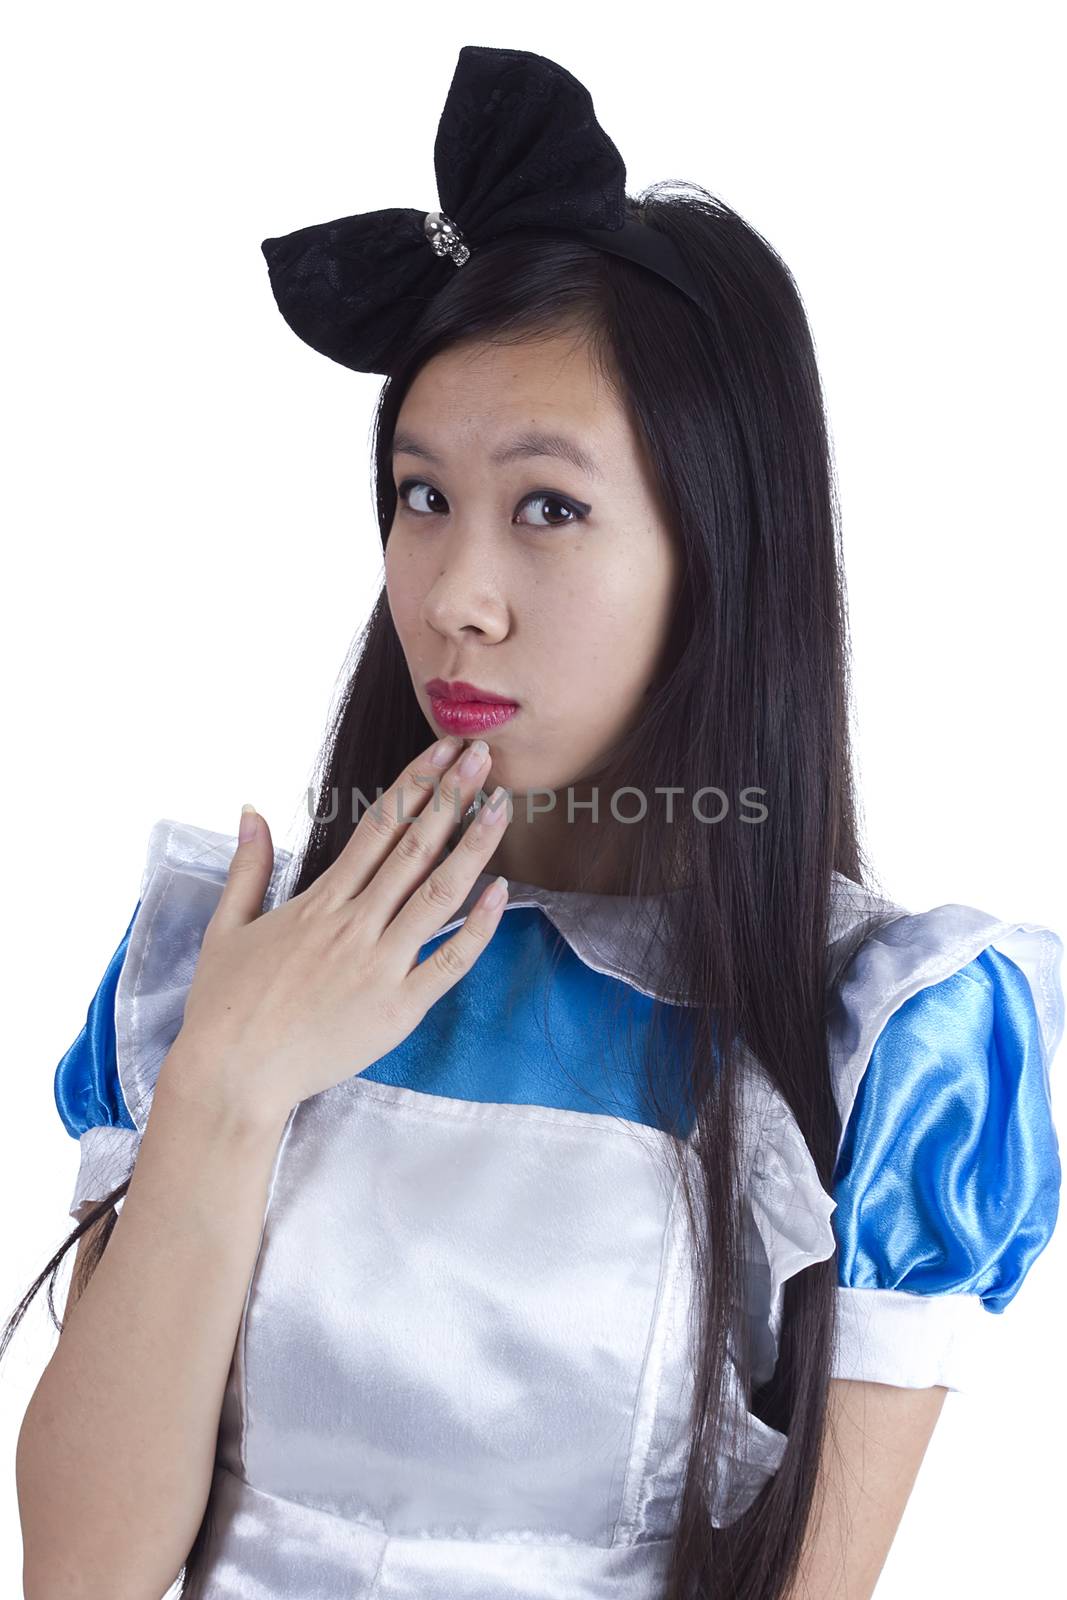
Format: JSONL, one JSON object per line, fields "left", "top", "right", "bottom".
{"left": 458, "top": 738, "right": 490, "bottom": 777}
{"left": 239, "top": 803, "right": 259, "bottom": 843}
{"left": 478, "top": 784, "right": 510, "bottom": 824}
{"left": 430, "top": 737, "right": 459, "bottom": 768}
{"left": 482, "top": 875, "right": 509, "bottom": 911}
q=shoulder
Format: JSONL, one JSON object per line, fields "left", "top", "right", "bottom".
{"left": 826, "top": 879, "right": 1063, "bottom": 1138}
{"left": 824, "top": 882, "right": 1064, "bottom": 1389}
{"left": 136, "top": 815, "right": 297, "bottom": 900}
{"left": 118, "top": 817, "right": 297, "bottom": 1120}
{"left": 55, "top": 817, "right": 296, "bottom": 1219}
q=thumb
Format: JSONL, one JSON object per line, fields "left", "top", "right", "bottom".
{"left": 213, "top": 803, "right": 275, "bottom": 931}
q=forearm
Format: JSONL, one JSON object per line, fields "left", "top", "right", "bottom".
{"left": 17, "top": 1044, "right": 290, "bottom": 1599}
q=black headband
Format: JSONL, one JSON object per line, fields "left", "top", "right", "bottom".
{"left": 260, "top": 44, "right": 706, "bottom": 377}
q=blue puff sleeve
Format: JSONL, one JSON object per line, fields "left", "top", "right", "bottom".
{"left": 827, "top": 907, "right": 1064, "bottom": 1391}
{"left": 55, "top": 900, "right": 143, "bottom": 1220}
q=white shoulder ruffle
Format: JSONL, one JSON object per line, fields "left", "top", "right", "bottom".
{"left": 113, "top": 818, "right": 295, "bottom": 1135}
{"left": 69, "top": 1125, "right": 143, "bottom": 1222}
{"left": 737, "top": 1066, "right": 838, "bottom": 1393}
{"left": 678, "top": 1064, "right": 839, "bottom": 1527}
{"left": 65, "top": 818, "right": 295, "bottom": 1221}
{"left": 826, "top": 896, "right": 1063, "bottom": 1140}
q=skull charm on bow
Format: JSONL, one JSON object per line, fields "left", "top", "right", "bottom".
{"left": 423, "top": 211, "right": 470, "bottom": 267}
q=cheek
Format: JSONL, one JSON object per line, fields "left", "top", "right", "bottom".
{"left": 384, "top": 549, "right": 424, "bottom": 643}
{"left": 584, "top": 568, "right": 675, "bottom": 680}
{"left": 532, "top": 584, "right": 659, "bottom": 734}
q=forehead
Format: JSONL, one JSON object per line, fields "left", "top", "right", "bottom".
{"left": 394, "top": 335, "right": 629, "bottom": 472}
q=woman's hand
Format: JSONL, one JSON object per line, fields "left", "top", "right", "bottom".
{"left": 165, "top": 735, "right": 510, "bottom": 1124}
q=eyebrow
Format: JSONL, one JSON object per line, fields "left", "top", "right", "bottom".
{"left": 391, "top": 428, "right": 603, "bottom": 482}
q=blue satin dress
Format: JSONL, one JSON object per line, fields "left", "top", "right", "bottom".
{"left": 53, "top": 819, "right": 1063, "bottom": 1598}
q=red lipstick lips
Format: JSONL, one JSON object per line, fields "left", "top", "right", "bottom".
{"left": 427, "top": 679, "right": 516, "bottom": 705}
{"left": 425, "top": 678, "right": 520, "bottom": 734}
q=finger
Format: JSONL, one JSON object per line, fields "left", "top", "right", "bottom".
{"left": 399, "top": 860, "right": 510, "bottom": 1014}
{"left": 357, "top": 738, "right": 498, "bottom": 930}
{"left": 210, "top": 805, "right": 276, "bottom": 934}
{"left": 381, "top": 781, "right": 511, "bottom": 960}
{"left": 318, "top": 733, "right": 490, "bottom": 906}
{"left": 313, "top": 734, "right": 463, "bottom": 904}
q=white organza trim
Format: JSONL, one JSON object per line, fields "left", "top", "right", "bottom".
{"left": 709, "top": 1385, "right": 790, "bottom": 1527}
{"left": 828, "top": 908, "right": 1064, "bottom": 1144}
{"left": 831, "top": 1285, "right": 989, "bottom": 1393}
{"left": 740, "top": 1073, "right": 838, "bottom": 1390}
{"left": 69, "top": 1125, "right": 142, "bottom": 1222}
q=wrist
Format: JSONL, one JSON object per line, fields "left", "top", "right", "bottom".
{"left": 153, "top": 1036, "right": 293, "bottom": 1147}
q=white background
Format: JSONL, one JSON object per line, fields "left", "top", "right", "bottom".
{"left": 3, "top": 3, "right": 1063, "bottom": 1595}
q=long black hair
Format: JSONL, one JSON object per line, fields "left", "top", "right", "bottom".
{"left": 6, "top": 180, "right": 902, "bottom": 1598}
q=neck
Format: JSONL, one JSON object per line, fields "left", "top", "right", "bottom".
{"left": 454, "top": 790, "right": 690, "bottom": 896}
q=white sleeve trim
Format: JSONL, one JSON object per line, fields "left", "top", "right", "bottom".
{"left": 831, "top": 1285, "right": 990, "bottom": 1393}
{"left": 69, "top": 1125, "right": 142, "bottom": 1222}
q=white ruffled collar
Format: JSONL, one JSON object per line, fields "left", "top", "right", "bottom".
{"left": 438, "top": 867, "right": 898, "bottom": 1007}
{"left": 442, "top": 863, "right": 693, "bottom": 1004}
{"left": 141, "top": 818, "right": 899, "bottom": 1012}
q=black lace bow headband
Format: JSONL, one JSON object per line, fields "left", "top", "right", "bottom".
{"left": 260, "top": 44, "right": 705, "bottom": 376}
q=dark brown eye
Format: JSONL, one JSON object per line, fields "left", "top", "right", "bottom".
{"left": 396, "top": 478, "right": 590, "bottom": 532}
{"left": 516, "top": 493, "right": 585, "bottom": 528}
{"left": 396, "top": 479, "right": 446, "bottom": 515}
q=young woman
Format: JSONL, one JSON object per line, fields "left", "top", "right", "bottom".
{"left": 8, "top": 44, "right": 1063, "bottom": 1600}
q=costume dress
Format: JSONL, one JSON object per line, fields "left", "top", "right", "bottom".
{"left": 53, "top": 818, "right": 1064, "bottom": 1598}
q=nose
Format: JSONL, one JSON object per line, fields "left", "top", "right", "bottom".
{"left": 420, "top": 528, "right": 510, "bottom": 645}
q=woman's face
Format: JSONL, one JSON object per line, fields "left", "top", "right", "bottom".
{"left": 384, "top": 329, "right": 681, "bottom": 877}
